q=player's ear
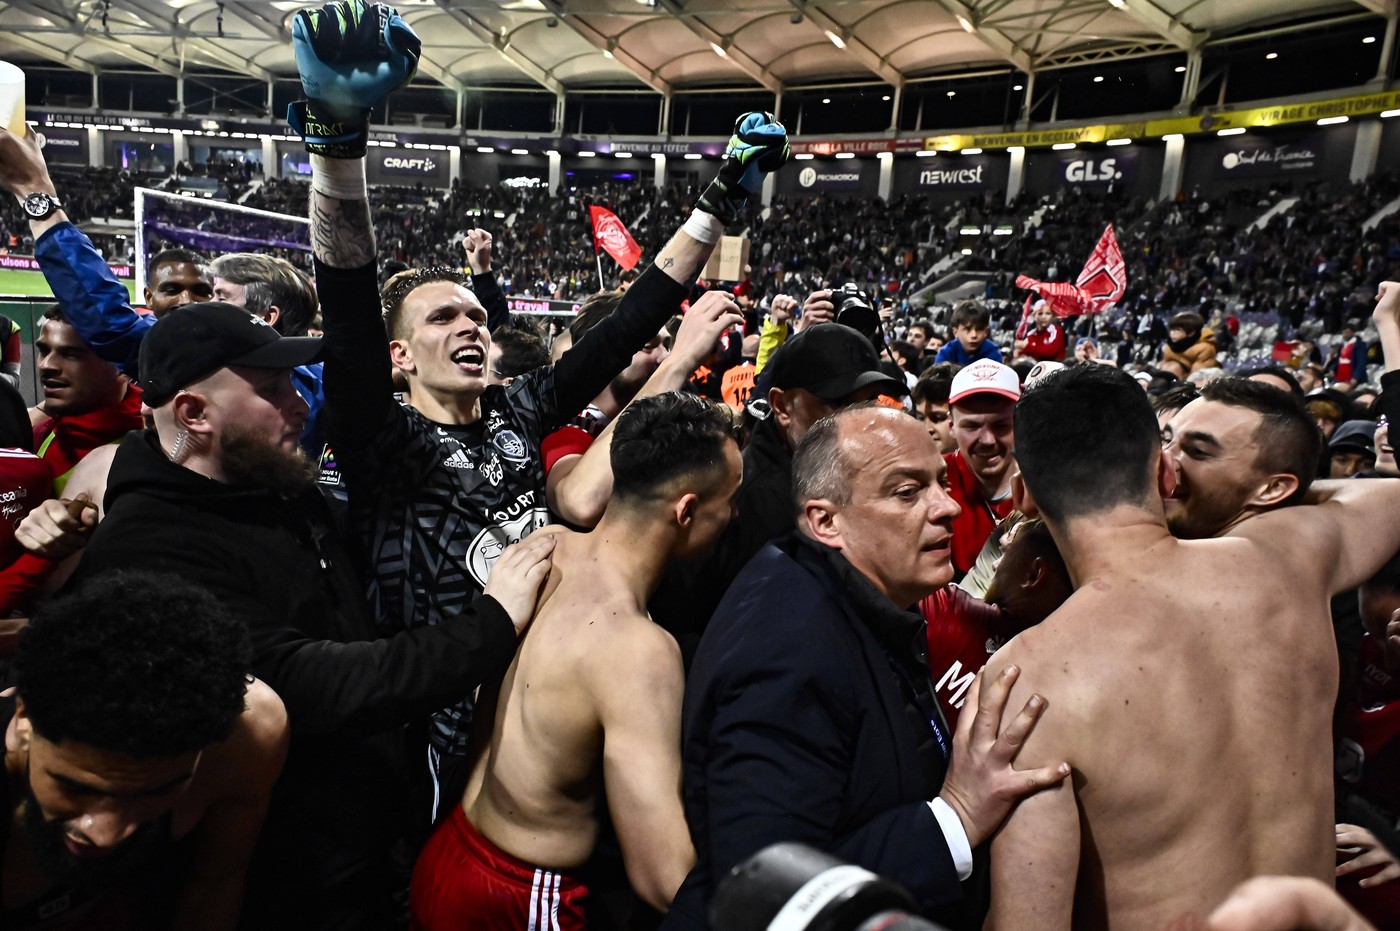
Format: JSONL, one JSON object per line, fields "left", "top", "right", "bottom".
{"left": 389, "top": 338, "right": 416, "bottom": 375}
{"left": 10, "top": 698, "right": 31, "bottom": 753}
{"left": 674, "top": 493, "right": 698, "bottom": 529}
{"left": 1011, "top": 471, "right": 1040, "bottom": 519}
{"left": 1250, "top": 472, "right": 1301, "bottom": 510}
{"left": 1023, "top": 555, "right": 1047, "bottom": 592}
{"left": 262, "top": 304, "right": 283, "bottom": 329}
{"left": 1156, "top": 449, "right": 1176, "bottom": 500}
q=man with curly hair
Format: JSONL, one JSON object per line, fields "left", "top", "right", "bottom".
{"left": 1, "top": 570, "right": 288, "bottom": 931}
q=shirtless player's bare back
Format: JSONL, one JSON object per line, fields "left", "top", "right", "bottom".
{"left": 984, "top": 362, "right": 1400, "bottom": 931}
{"left": 410, "top": 393, "right": 743, "bottom": 931}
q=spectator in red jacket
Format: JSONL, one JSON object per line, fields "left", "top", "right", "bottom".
{"left": 1014, "top": 301, "right": 1067, "bottom": 362}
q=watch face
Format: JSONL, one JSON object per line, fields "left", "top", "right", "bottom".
{"left": 22, "top": 192, "right": 54, "bottom": 219}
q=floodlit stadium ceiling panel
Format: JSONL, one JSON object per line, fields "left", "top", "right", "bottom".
{"left": 0, "top": 0, "right": 1383, "bottom": 93}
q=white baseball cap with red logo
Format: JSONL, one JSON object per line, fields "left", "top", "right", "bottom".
{"left": 949, "top": 359, "right": 1022, "bottom": 405}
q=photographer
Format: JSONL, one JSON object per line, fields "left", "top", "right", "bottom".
{"left": 756, "top": 285, "right": 890, "bottom": 372}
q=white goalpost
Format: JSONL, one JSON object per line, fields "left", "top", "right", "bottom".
{"left": 133, "top": 187, "right": 312, "bottom": 286}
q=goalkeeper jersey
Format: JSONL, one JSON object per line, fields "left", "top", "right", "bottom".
{"left": 314, "top": 258, "right": 689, "bottom": 770}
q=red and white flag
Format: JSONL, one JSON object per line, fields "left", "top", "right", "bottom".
{"left": 1016, "top": 224, "right": 1127, "bottom": 319}
{"left": 588, "top": 205, "right": 643, "bottom": 271}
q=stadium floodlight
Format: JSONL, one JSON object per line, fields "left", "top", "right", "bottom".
{"left": 683, "top": 153, "right": 703, "bottom": 160}
{"left": 1161, "top": 133, "right": 1184, "bottom": 141}
{"left": 545, "top": 149, "right": 560, "bottom": 156}
{"left": 1217, "top": 128, "right": 1246, "bottom": 136}
{"left": 614, "top": 152, "right": 633, "bottom": 158}
{"left": 961, "top": 248, "right": 972, "bottom": 255}
{"left": 960, "top": 227, "right": 981, "bottom": 235}
{"left": 1317, "top": 116, "right": 1348, "bottom": 126}
{"left": 960, "top": 148, "right": 982, "bottom": 155}
{"left": 1108, "top": 0, "right": 1126, "bottom": 8}
{"left": 1051, "top": 143, "right": 1077, "bottom": 150}
{"left": 710, "top": 42, "right": 727, "bottom": 58}
{"left": 578, "top": 151, "right": 596, "bottom": 158}
{"left": 511, "top": 148, "right": 529, "bottom": 155}
{"left": 1382, "top": 110, "right": 1400, "bottom": 118}
{"left": 915, "top": 150, "right": 936, "bottom": 157}
{"left": 834, "top": 152, "right": 855, "bottom": 159}
{"left": 476, "top": 146, "right": 494, "bottom": 153}
{"left": 794, "top": 154, "right": 815, "bottom": 160}
{"left": 956, "top": 15, "right": 974, "bottom": 32}
{"left": 1106, "top": 138, "right": 1131, "bottom": 146}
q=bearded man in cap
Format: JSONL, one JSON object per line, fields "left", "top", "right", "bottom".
{"left": 64, "top": 303, "right": 558, "bottom": 931}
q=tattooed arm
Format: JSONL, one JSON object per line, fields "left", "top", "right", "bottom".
{"left": 310, "top": 185, "right": 376, "bottom": 270}
{"left": 307, "top": 161, "right": 398, "bottom": 456}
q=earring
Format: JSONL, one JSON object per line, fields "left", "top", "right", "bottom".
{"left": 168, "top": 429, "right": 190, "bottom": 464}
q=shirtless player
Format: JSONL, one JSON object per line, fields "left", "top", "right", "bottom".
{"left": 410, "top": 392, "right": 742, "bottom": 929}
{"left": 983, "top": 362, "right": 1400, "bottom": 930}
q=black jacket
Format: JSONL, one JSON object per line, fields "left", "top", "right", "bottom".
{"left": 662, "top": 533, "right": 963, "bottom": 931}
{"left": 69, "top": 430, "right": 519, "bottom": 931}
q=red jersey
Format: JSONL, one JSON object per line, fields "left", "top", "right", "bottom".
{"left": 33, "top": 385, "right": 144, "bottom": 496}
{"left": 920, "top": 585, "right": 1015, "bottom": 729}
{"left": 1335, "top": 635, "right": 1400, "bottom": 928}
{"left": 1022, "top": 323, "right": 1066, "bottom": 362}
{"left": 1337, "top": 635, "right": 1400, "bottom": 821}
{"left": 946, "top": 451, "right": 1014, "bottom": 576}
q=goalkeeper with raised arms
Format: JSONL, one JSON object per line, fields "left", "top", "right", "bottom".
{"left": 287, "top": 0, "right": 791, "bottom": 859}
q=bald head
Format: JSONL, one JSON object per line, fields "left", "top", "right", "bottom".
{"left": 793, "top": 405, "right": 960, "bottom": 606}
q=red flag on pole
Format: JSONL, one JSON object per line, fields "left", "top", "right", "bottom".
{"left": 588, "top": 205, "right": 643, "bottom": 271}
{"left": 1016, "top": 224, "right": 1127, "bottom": 319}
{"left": 1075, "top": 224, "right": 1126, "bottom": 311}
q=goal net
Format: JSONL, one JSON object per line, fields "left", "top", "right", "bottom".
{"left": 133, "top": 187, "right": 311, "bottom": 286}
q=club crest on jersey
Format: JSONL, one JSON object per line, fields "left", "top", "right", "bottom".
{"left": 466, "top": 508, "right": 550, "bottom": 586}
{"left": 492, "top": 429, "right": 529, "bottom": 465}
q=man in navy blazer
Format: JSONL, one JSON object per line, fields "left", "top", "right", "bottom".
{"left": 662, "top": 405, "right": 1069, "bottom": 930}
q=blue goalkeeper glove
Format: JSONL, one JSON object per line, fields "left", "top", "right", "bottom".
{"left": 286, "top": 1, "right": 421, "bottom": 158}
{"left": 696, "top": 111, "right": 792, "bottom": 225}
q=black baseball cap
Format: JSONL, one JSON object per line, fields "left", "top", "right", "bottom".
{"left": 139, "top": 302, "right": 324, "bottom": 408}
{"left": 767, "top": 324, "right": 904, "bottom": 401}
{"left": 1329, "top": 419, "right": 1376, "bottom": 455}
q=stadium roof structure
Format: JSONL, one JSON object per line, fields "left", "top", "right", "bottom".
{"left": 0, "top": 0, "right": 1390, "bottom": 96}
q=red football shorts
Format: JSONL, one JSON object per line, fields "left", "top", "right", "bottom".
{"left": 411, "top": 804, "right": 589, "bottom": 931}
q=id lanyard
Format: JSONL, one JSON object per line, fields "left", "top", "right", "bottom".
{"left": 882, "top": 652, "right": 951, "bottom": 763}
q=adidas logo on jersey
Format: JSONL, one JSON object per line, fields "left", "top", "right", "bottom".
{"left": 443, "top": 449, "right": 473, "bottom": 469}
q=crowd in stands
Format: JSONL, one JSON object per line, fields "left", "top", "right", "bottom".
{"left": 0, "top": 12, "right": 1400, "bottom": 927}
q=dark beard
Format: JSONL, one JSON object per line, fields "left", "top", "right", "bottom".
{"left": 219, "top": 423, "right": 317, "bottom": 494}
{"left": 18, "top": 772, "right": 167, "bottom": 892}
